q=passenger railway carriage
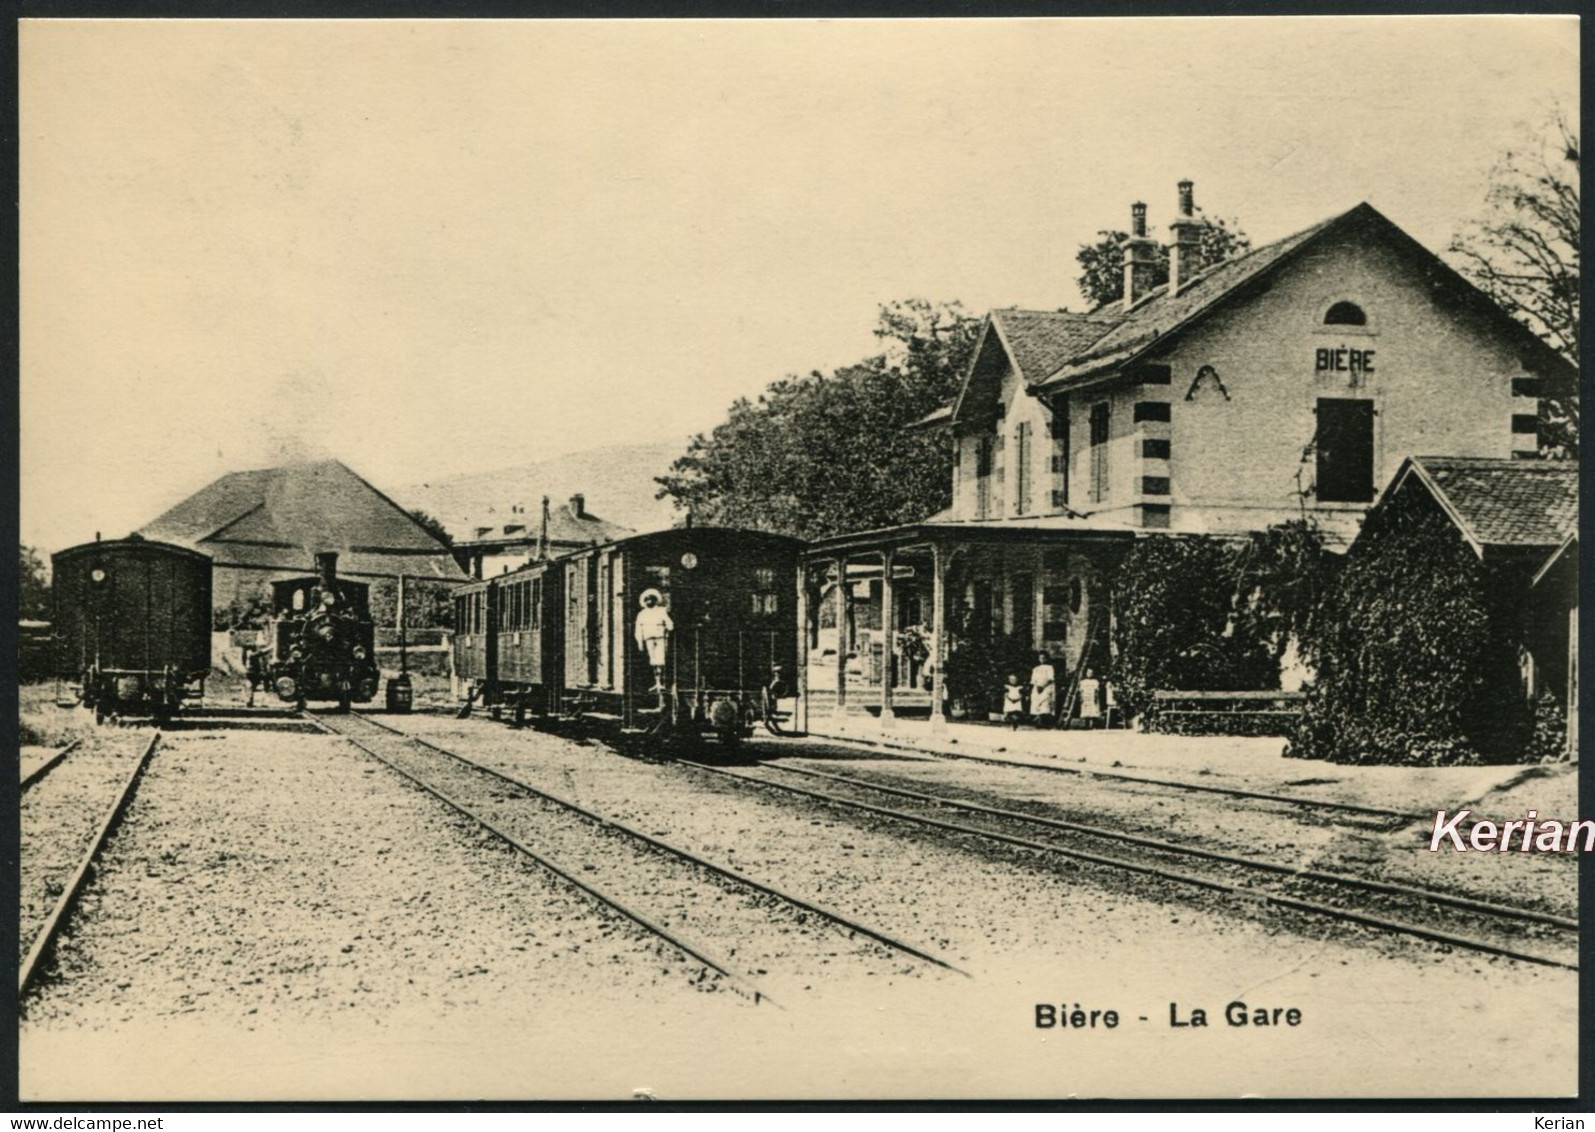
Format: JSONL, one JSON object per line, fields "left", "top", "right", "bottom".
{"left": 454, "top": 528, "right": 802, "bottom": 745}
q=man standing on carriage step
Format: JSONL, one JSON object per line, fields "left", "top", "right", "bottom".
{"left": 636, "top": 588, "right": 674, "bottom": 694}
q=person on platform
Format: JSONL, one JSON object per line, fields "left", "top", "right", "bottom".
{"left": 1030, "top": 652, "right": 1057, "bottom": 727}
{"left": 1002, "top": 673, "right": 1027, "bottom": 729}
{"left": 1078, "top": 667, "right": 1103, "bottom": 728}
{"left": 635, "top": 589, "right": 674, "bottom": 693}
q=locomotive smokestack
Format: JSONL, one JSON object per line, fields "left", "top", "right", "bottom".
{"left": 315, "top": 551, "right": 339, "bottom": 588}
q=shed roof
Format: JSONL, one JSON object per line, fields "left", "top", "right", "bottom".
{"left": 1396, "top": 456, "right": 1579, "bottom": 554}
{"left": 140, "top": 460, "right": 467, "bottom": 581}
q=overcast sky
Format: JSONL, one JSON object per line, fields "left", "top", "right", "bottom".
{"left": 20, "top": 16, "right": 1578, "bottom": 553}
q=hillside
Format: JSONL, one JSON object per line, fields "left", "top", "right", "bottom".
{"left": 395, "top": 440, "right": 686, "bottom": 541}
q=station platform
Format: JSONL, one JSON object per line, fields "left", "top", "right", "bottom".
{"left": 799, "top": 712, "right": 1576, "bottom": 820}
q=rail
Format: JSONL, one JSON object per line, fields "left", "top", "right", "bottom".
{"left": 682, "top": 758, "right": 1577, "bottom": 972}
{"left": 20, "top": 731, "right": 162, "bottom": 999}
{"left": 21, "top": 738, "right": 83, "bottom": 793}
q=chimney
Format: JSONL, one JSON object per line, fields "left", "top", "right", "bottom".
{"left": 569, "top": 493, "right": 585, "bottom": 517}
{"left": 315, "top": 551, "right": 339, "bottom": 589}
{"left": 537, "top": 495, "right": 551, "bottom": 560}
{"left": 1168, "top": 179, "right": 1202, "bottom": 298}
{"left": 1121, "top": 201, "right": 1158, "bottom": 310}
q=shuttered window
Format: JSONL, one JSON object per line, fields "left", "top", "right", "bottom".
{"left": 1015, "top": 421, "right": 1032, "bottom": 516}
{"left": 1089, "top": 402, "right": 1111, "bottom": 503}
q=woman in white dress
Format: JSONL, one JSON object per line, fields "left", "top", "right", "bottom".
{"left": 1029, "top": 652, "right": 1057, "bottom": 726}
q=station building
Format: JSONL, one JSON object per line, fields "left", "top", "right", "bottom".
{"left": 801, "top": 183, "right": 1576, "bottom": 726}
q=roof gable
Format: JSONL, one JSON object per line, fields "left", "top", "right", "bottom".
{"left": 1037, "top": 203, "right": 1576, "bottom": 392}
{"left": 459, "top": 500, "right": 634, "bottom": 548}
{"left": 139, "top": 459, "right": 467, "bottom": 578}
{"left": 1391, "top": 456, "right": 1579, "bottom": 555}
{"left": 950, "top": 309, "right": 1107, "bottom": 427}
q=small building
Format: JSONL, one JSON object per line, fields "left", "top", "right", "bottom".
{"left": 802, "top": 183, "right": 1577, "bottom": 726}
{"left": 1532, "top": 533, "right": 1578, "bottom": 760}
{"left": 139, "top": 459, "right": 468, "bottom": 613}
{"left": 1315, "top": 455, "right": 1579, "bottom": 762}
{"left": 453, "top": 493, "right": 634, "bottom": 579}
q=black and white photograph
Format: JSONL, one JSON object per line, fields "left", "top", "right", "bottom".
{"left": 15, "top": 15, "right": 1582, "bottom": 1102}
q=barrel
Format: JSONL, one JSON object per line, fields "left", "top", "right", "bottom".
{"left": 385, "top": 673, "right": 413, "bottom": 713}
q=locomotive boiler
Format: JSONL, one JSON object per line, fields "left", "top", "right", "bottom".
{"left": 51, "top": 535, "right": 213, "bottom": 722}
{"left": 249, "top": 551, "right": 381, "bottom": 710}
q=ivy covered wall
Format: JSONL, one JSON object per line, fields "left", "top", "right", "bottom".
{"left": 1288, "top": 487, "right": 1541, "bottom": 765}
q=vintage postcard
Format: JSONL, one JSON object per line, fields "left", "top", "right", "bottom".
{"left": 17, "top": 15, "right": 1581, "bottom": 1102}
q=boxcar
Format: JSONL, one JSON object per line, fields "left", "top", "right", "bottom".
{"left": 51, "top": 535, "right": 212, "bottom": 721}
{"left": 455, "top": 528, "right": 801, "bottom": 745}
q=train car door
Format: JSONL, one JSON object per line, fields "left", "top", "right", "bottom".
{"left": 564, "top": 560, "right": 585, "bottom": 687}
{"left": 585, "top": 556, "right": 600, "bottom": 685}
{"left": 484, "top": 583, "right": 499, "bottom": 698}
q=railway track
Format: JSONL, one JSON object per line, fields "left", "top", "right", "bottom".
{"left": 21, "top": 738, "right": 83, "bottom": 793}
{"left": 805, "top": 731, "right": 1415, "bottom": 826}
{"left": 307, "top": 711, "right": 966, "bottom": 1006}
{"left": 683, "top": 757, "right": 1579, "bottom": 972}
{"left": 20, "top": 731, "right": 162, "bottom": 999}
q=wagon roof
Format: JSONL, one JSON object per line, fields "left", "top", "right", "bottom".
{"left": 52, "top": 535, "right": 213, "bottom": 564}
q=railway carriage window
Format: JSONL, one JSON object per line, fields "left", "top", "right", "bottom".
{"left": 755, "top": 567, "right": 775, "bottom": 589}
{"left": 532, "top": 578, "right": 542, "bottom": 629}
{"left": 642, "top": 565, "right": 671, "bottom": 602}
{"left": 293, "top": 589, "right": 306, "bottom": 612}
{"left": 750, "top": 592, "right": 779, "bottom": 616}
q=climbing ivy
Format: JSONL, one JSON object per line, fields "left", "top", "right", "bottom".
{"left": 1287, "top": 492, "right": 1534, "bottom": 765}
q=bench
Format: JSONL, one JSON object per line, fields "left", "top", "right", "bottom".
{"left": 1148, "top": 690, "right": 1306, "bottom": 737}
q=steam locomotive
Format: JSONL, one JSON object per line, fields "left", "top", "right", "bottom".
{"left": 248, "top": 551, "right": 381, "bottom": 710}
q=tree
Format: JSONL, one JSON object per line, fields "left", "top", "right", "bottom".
{"left": 1448, "top": 108, "right": 1580, "bottom": 457}
{"left": 408, "top": 509, "right": 453, "bottom": 547}
{"left": 20, "top": 545, "right": 50, "bottom": 621}
{"left": 655, "top": 300, "right": 982, "bottom": 540}
{"left": 1075, "top": 213, "right": 1252, "bottom": 308}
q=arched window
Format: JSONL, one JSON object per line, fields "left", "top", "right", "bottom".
{"left": 1324, "top": 301, "right": 1367, "bottom": 326}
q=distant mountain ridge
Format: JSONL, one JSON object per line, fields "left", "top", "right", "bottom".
{"left": 395, "top": 440, "right": 686, "bottom": 541}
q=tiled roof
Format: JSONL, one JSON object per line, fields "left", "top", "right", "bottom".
{"left": 990, "top": 308, "right": 1111, "bottom": 386}
{"left": 140, "top": 460, "right": 467, "bottom": 579}
{"left": 456, "top": 500, "right": 633, "bottom": 548}
{"left": 939, "top": 200, "right": 1573, "bottom": 428}
{"left": 1039, "top": 211, "right": 1345, "bottom": 387}
{"left": 1405, "top": 456, "right": 1579, "bottom": 551}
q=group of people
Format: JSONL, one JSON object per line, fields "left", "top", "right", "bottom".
{"left": 1002, "top": 651, "right": 1106, "bottom": 729}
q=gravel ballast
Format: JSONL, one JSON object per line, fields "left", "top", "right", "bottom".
{"left": 21, "top": 709, "right": 1578, "bottom": 1100}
